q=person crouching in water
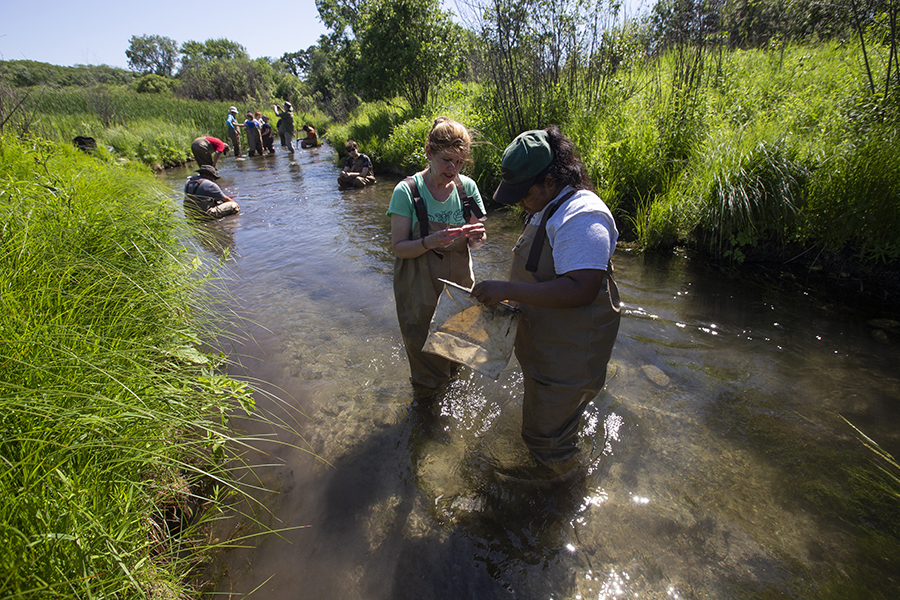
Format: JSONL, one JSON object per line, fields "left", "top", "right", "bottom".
{"left": 190, "top": 135, "right": 229, "bottom": 167}
{"left": 471, "top": 126, "right": 621, "bottom": 479}
{"left": 300, "top": 124, "right": 319, "bottom": 148}
{"left": 386, "top": 117, "right": 487, "bottom": 402}
{"left": 337, "top": 140, "right": 376, "bottom": 189}
{"left": 184, "top": 165, "right": 240, "bottom": 220}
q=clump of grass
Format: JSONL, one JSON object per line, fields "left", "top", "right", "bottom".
{"left": 0, "top": 134, "right": 282, "bottom": 598}
{"left": 803, "top": 119, "right": 900, "bottom": 263}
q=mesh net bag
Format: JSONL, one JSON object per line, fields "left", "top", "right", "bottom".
{"left": 423, "top": 281, "right": 521, "bottom": 379}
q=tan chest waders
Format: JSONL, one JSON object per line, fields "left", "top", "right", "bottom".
{"left": 511, "top": 192, "right": 621, "bottom": 472}
{"left": 393, "top": 176, "right": 485, "bottom": 400}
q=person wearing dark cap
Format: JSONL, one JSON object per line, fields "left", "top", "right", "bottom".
{"left": 471, "top": 126, "right": 621, "bottom": 479}
{"left": 273, "top": 102, "right": 295, "bottom": 153}
{"left": 190, "top": 135, "right": 230, "bottom": 167}
{"left": 184, "top": 165, "right": 240, "bottom": 219}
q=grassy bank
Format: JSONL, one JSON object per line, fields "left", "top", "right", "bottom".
{"left": 1, "top": 84, "right": 332, "bottom": 170}
{"left": 330, "top": 42, "right": 900, "bottom": 297}
{"left": 0, "top": 134, "right": 261, "bottom": 598}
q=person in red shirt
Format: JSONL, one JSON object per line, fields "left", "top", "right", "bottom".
{"left": 191, "top": 136, "right": 230, "bottom": 167}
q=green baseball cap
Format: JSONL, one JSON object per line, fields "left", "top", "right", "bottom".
{"left": 493, "top": 129, "right": 553, "bottom": 205}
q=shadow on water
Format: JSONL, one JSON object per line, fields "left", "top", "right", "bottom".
{"left": 160, "top": 146, "right": 900, "bottom": 600}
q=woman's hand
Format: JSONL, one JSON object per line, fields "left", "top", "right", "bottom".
{"left": 428, "top": 226, "right": 465, "bottom": 249}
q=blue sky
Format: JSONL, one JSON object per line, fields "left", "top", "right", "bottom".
{"left": 0, "top": 0, "right": 650, "bottom": 69}
{"left": 0, "top": 0, "right": 329, "bottom": 68}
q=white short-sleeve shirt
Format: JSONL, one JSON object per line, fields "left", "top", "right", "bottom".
{"left": 529, "top": 186, "right": 618, "bottom": 275}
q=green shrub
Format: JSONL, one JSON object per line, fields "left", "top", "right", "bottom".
{"left": 804, "top": 120, "right": 900, "bottom": 262}
{"left": 135, "top": 73, "right": 174, "bottom": 94}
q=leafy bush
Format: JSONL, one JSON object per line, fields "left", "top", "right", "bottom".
{"left": 135, "top": 73, "right": 174, "bottom": 94}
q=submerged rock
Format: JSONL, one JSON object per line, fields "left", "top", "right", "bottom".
{"left": 641, "top": 364, "right": 670, "bottom": 387}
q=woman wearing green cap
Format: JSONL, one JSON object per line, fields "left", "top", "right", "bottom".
{"left": 387, "top": 117, "right": 488, "bottom": 402}
{"left": 471, "top": 126, "right": 620, "bottom": 477}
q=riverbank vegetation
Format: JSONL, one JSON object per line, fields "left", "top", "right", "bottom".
{"left": 0, "top": 134, "right": 275, "bottom": 598}
{"left": 3, "top": 0, "right": 898, "bottom": 296}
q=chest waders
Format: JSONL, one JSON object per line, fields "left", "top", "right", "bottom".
{"left": 511, "top": 191, "right": 621, "bottom": 474}
{"left": 184, "top": 180, "right": 237, "bottom": 220}
{"left": 393, "top": 176, "right": 485, "bottom": 400}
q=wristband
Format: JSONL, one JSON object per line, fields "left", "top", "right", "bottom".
{"left": 420, "top": 237, "right": 428, "bottom": 251}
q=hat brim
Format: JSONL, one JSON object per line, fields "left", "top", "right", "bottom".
{"left": 493, "top": 176, "right": 537, "bottom": 205}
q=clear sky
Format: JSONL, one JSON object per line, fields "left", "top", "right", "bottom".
{"left": 0, "top": 0, "right": 330, "bottom": 68}
{"left": 0, "top": 0, "right": 650, "bottom": 69}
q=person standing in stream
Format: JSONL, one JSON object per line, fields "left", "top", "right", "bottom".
{"left": 386, "top": 117, "right": 488, "bottom": 402}
{"left": 471, "top": 126, "right": 621, "bottom": 478}
{"left": 225, "top": 106, "right": 242, "bottom": 158}
{"left": 273, "top": 102, "right": 295, "bottom": 154}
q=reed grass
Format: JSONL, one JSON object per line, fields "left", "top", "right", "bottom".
{"left": 0, "top": 134, "right": 290, "bottom": 598}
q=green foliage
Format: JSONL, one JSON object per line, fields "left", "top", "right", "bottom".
{"left": 804, "top": 118, "right": 900, "bottom": 262}
{"left": 0, "top": 60, "right": 136, "bottom": 87}
{"left": 0, "top": 135, "right": 260, "bottom": 598}
{"left": 1, "top": 85, "right": 233, "bottom": 168}
{"left": 177, "top": 56, "right": 272, "bottom": 102}
{"left": 677, "top": 134, "right": 811, "bottom": 262}
{"left": 180, "top": 38, "right": 249, "bottom": 66}
{"left": 328, "top": 99, "right": 416, "bottom": 172}
{"left": 134, "top": 73, "right": 174, "bottom": 94}
{"left": 355, "top": 0, "right": 466, "bottom": 109}
{"left": 125, "top": 34, "right": 179, "bottom": 76}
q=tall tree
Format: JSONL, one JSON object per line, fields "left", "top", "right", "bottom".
{"left": 180, "top": 38, "right": 249, "bottom": 71}
{"left": 125, "top": 35, "right": 178, "bottom": 76}
{"left": 355, "top": 0, "right": 465, "bottom": 109}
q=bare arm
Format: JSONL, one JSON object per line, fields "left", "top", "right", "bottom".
{"left": 471, "top": 269, "right": 605, "bottom": 308}
{"left": 390, "top": 214, "right": 464, "bottom": 259}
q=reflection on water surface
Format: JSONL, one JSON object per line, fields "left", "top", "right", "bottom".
{"left": 159, "top": 146, "right": 900, "bottom": 599}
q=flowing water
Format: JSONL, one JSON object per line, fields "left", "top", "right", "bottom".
{"left": 160, "top": 146, "right": 900, "bottom": 599}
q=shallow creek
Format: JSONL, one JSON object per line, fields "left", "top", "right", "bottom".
{"left": 160, "top": 145, "right": 900, "bottom": 599}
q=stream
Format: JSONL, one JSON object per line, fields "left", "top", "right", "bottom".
{"left": 160, "top": 144, "right": 900, "bottom": 599}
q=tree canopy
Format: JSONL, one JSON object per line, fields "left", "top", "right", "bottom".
{"left": 355, "top": 0, "right": 465, "bottom": 109}
{"left": 125, "top": 35, "right": 179, "bottom": 77}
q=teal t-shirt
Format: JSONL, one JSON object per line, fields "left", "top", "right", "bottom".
{"left": 386, "top": 173, "right": 486, "bottom": 232}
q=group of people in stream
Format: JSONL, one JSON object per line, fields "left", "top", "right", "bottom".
{"left": 220, "top": 103, "right": 319, "bottom": 158}
{"left": 184, "top": 105, "right": 324, "bottom": 219}
{"left": 389, "top": 117, "right": 621, "bottom": 480}
{"left": 184, "top": 115, "right": 621, "bottom": 481}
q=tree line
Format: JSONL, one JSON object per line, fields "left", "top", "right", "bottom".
{"left": 4, "top": 0, "right": 897, "bottom": 124}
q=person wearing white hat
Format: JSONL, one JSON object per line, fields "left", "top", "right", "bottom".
{"left": 226, "top": 106, "right": 242, "bottom": 158}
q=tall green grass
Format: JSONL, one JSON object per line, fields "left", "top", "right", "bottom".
{"left": 0, "top": 134, "right": 276, "bottom": 598}
{"left": 185, "top": 40, "right": 899, "bottom": 270}
{"left": 5, "top": 84, "right": 337, "bottom": 169}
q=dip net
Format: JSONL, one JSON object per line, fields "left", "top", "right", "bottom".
{"left": 423, "top": 282, "right": 520, "bottom": 379}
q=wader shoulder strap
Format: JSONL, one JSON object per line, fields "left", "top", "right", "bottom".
{"left": 404, "top": 175, "right": 444, "bottom": 259}
{"left": 525, "top": 189, "right": 577, "bottom": 273}
{"left": 185, "top": 179, "right": 202, "bottom": 196}
{"left": 403, "top": 176, "right": 430, "bottom": 242}
{"left": 454, "top": 176, "right": 485, "bottom": 222}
